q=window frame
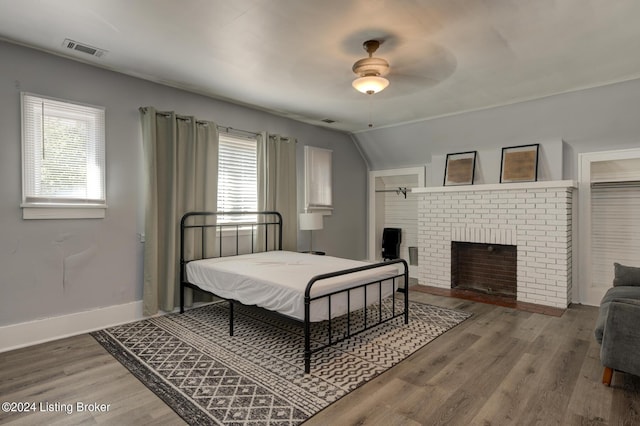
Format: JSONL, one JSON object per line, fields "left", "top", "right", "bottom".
{"left": 20, "top": 92, "right": 106, "bottom": 219}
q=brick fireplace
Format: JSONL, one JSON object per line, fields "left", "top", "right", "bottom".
{"left": 413, "top": 181, "right": 575, "bottom": 308}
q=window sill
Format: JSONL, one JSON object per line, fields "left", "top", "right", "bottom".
{"left": 21, "top": 204, "right": 107, "bottom": 219}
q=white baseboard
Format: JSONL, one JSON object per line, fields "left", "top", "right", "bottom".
{"left": 0, "top": 300, "right": 146, "bottom": 353}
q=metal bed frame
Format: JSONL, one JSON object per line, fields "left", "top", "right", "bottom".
{"left": 179, "top": 211, "right": 409, "bottom": 373}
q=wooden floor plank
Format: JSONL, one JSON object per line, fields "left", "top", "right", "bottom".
{"left": 470, "top": 352, "right": 548, "bottom": 425}
{"left": 609, "top": 373, "right": 640, "bottom": 425}
{"left": 566, "top": 342, "right": 613, "bottom": 424}
{"left": 515, "top": 338, "right": 591, "bottom": 425}
{"left": 0, "top": 291, "right": 638, "bottom": 425}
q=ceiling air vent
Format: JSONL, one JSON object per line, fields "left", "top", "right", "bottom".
{"left": 62, "top": 38, "right": 107, "bottom": 58}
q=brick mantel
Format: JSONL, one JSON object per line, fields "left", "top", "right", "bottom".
{"left": 415, "top": 180, "right": 575, "bottom": 308}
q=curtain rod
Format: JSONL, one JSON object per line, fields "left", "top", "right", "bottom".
{"left": 140, "top": 107, "right": 260, "bottom": 137}
{"left": 218, "top": 125, "right": 260, "bottom": 138}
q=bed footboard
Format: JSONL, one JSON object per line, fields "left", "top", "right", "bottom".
{"left": 303, "top": 259, "right": 409, "bottom": 374}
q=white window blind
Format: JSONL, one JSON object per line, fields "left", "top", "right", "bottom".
{"left": 217, "top": 133, "right": 257, "bottom": 222}
{"left": 21, "top": 93, "right": 106, "bottom": 219}
{"left": 591, "top": 183, "right": 640, "bottom": 289}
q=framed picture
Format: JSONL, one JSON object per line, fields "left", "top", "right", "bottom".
{"left": 444, "top": 151, "right": 477, "bottom": 186}
{"left": 500, "top": 144, "right": 539, "bottom": 183}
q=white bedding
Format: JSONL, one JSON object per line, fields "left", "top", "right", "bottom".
{"left": 185, "top": 250, "right": 402, "bottom": 322}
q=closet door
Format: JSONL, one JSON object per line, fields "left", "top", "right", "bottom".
{"left": 579, "top": 151, "right": 640, "bottom": 305}
{"left": 591, "top": 182, "right": 640, "bottom": 294}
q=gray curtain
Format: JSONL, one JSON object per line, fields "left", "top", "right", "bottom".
{"left": 140, "top": 107, "right": 218, "bottom": 315}
{"left": 257, "top": 133, "right": 297, "bottom": 251}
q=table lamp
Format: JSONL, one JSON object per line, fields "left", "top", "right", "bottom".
{"left": 299, "top": 212, "right": 323, "bottom": 253}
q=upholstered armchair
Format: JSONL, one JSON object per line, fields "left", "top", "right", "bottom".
{"left": 594, "top": 263, "right": 640, "bottom": 386}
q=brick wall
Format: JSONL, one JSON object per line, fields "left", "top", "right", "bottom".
{"left": 416, "top": 182, "right": 574, "bottom": 308}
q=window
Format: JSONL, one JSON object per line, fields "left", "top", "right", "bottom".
{"left": 304, "top": 145, "right": 333, "bottom": 212}
{"left": 21, "top": 93, "right": 106, "bottom": 219}
{"left": 217, "top": 133, "right": 258, "bottom": 222}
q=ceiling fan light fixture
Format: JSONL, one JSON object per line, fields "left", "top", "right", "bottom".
{"left": 352, "top": 75, "right": 389, "bottom": 94}
{"left": 352, "top": 40, "right": 390, "bottom": 94}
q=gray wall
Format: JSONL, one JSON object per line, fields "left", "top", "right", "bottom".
{"left": 6, "top": 36, "right": 640, "bottom": 328}
{"left": 0, "top": 41, "right": 368, "bottom": 326}
{"left": 354, "top": 78, "right": 640, "bottom": 177}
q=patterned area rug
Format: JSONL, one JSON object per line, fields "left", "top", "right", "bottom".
{"left": 92, "top": 299, "right": 470, "bottom": 425}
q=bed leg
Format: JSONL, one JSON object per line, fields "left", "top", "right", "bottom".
{"left": 403, "top": 266, "right": 409, "bottom": 324}
{"left": 304, "top": 325, "right": 311, "bottom": 374}
{"left": 180, "top": 283, "right": 184, "bottom": 314}
{"left": 304, "top": 298, "right": 311, "bottom": 374}
{"left": 229, "top": 300, "right": 234, "bottom": 336}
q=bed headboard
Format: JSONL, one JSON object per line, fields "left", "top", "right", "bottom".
{"left": 180, "top": 211, "right": 283, "bottom": 265}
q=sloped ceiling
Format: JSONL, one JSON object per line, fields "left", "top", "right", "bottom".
{"left": 1, "top": 0, "right": 639, "bottom": 133}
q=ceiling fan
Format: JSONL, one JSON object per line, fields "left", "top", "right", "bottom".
{"left": 347, "top": 35, "right": 457, "bottom": 99}
{"left": 351, "top": 39, "right": 390, "bottom": 94}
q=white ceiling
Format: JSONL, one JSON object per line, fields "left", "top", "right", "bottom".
{"left": 2, "top": 0, "right": 640, "bottom": 133}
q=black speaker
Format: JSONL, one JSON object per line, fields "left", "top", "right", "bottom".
{"left": 382, "top": 227, "right": 402, "bottom": 260}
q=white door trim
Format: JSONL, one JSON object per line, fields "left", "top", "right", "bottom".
{"left": 367, "top": 167, "right": 425, "bottom": 264}
{"left": 578, "top": 147, "right": 640, "bottom": 305}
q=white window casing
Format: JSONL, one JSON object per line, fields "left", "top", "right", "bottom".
{"left": 21, "top": 93, "right": 106, "bottom": 219}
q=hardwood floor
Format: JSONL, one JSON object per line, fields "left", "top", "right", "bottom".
{"left": 1, "top": 291, "right": 638, "bottom": 425}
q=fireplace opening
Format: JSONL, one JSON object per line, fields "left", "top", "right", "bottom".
{"left": 451, "top": 242, "right": 517, "bottom": 298}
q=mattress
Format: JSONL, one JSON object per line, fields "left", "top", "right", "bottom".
{"left": 185, "top": 250, "right": 402, "bottom": 322}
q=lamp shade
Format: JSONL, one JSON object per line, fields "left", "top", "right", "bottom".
{"left": 299, "top": 212, "right": 323, "bottom": 230}
{"left": 352, "top": 75, "right": 389, "bottom": 94}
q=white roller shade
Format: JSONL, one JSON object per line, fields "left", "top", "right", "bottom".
{"left": 304, "top": 145, "right": 332, "bottom": 211}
